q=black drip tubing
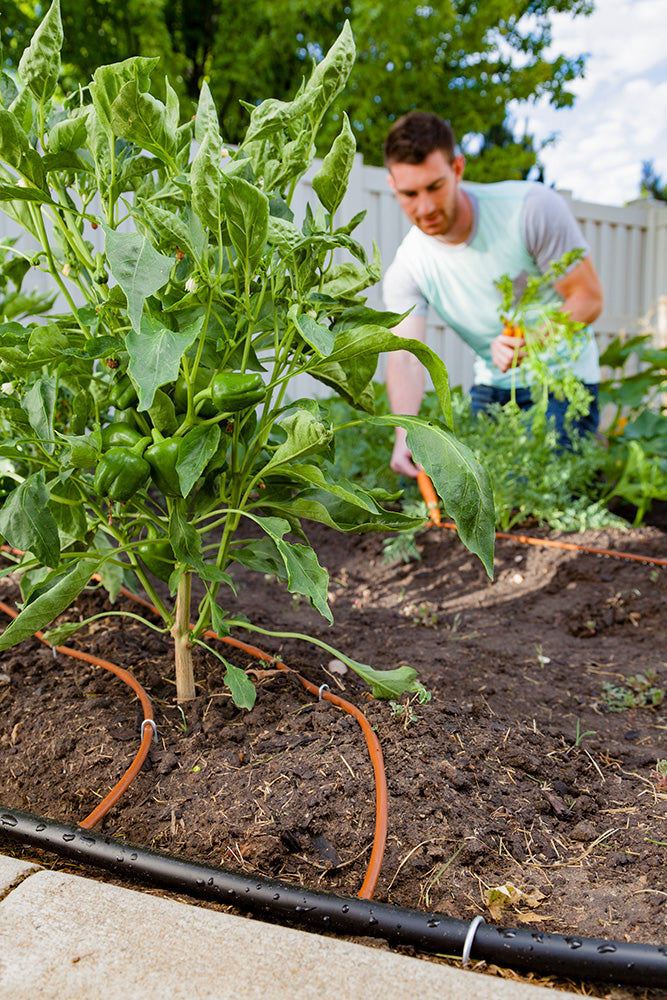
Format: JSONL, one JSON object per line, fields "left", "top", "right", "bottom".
{"left": 1, "top": 807, "right": 666, "bottom": 987}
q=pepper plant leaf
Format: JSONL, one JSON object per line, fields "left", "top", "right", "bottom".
{"left": 102, "top": 225, "right": 174, "bottom": 334}
{"left": 191, "top": 122, "right": 222, "bottom": 233}
{"left": 0, "top": 473, "right": 60, "bottom": 567}
{"left": 17, "top": 0, "right": 62, "bottom": 106}
{"left": 312, "top": 113, "right": 356, "bottom": 215}
{"left": 248, "top": 514, "right": 332, "bottom": 623}
{"left": 176, "top": 424, "right": 221, "bottom": 497}
{"left": 223, "top": 660, "right": 257, "bottom": 711}
{"left": 220, "top": 173, "right": 269, "bottom": 282}
{"left": 371, "top": 415, "right": 496, "bottom": 577}
{"left": 126, "top": 314, "right": 203, "bottom": 411}
{"left": 0, "top": 557, "right": 101, "bottom": 652}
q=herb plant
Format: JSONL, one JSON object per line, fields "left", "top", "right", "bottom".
{"left": 0, "top": 1, "right": 495, "bottom": 704}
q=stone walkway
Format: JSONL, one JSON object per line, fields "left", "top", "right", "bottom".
{"left": 0, "top": 852, "right": 580, "bottom": 999}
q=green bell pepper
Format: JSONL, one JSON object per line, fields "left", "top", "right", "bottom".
{"left": 137, "top": 528, "right": 176, "bottom": 582}
{"left": 101, "top": 421, "right": 144, "bottom": 450}
{"left": 209, "top": 372, "right": 264, "bottom": 413}
{"left": 172, "top": 370, "right": 217, "bottom": 419}
{"left": 109, "top": 373, "right": 138, "bottom": 410}
{"left": 93, "top": 437, "right": 151, "bottom": 502}
{"left": 145, "top": 436, "right": 182, "bottom": 497}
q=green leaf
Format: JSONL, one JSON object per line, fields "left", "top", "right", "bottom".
{"left": 191, "top": 123, "right": 222, "bottom": 233}
{"left": 102, "top": 225, "right": 173, "bottom": 334}
{"left": 241, "top": 91, "right": 317, "bottom": 146}
{"left": 126, "top": 314, "right": 203, "bottom": 411}
{"left": 0, "top": 557, "right": 99, "bottom": 652}
{"left": 0, "top": 183, "right": 56, "bottom": 206}
{"left": 291, "top": 309, "right": 336, "bottom": 357}
{"left": 303, "top": 21, "right": 355, "bottom": 122}
{"left": 264, "top": 410, "right": 333, "bottom": 471}
{"left": 194, "top": 80, "right": 219, "bottom": 145}
{"left": 220, "top": 173, "right": 269, "bottom": 280}
{"left": 0, "top": 473, "right": 60, "bottom": 566}
{"left": 248, "top": 514, "right": 332, "bottom": 623}
{"left": 347, "top": 662, "right": 421, "bottom": 700}
{"left": 312, "top": 113, "right": 355, "bottom": 214}
{"left": 259, "top": 466, "right": 422, "bottom": 533}
{"left": 20, "top": 377, "right": 55, "bottom": 452}
{"left": 372, "top": 415, "right": 495, "bottom": 577}
{"left": 136, "top": 200, "right": 200, "bottom": 258}
{"left": 169, "top": 500, "right": 205, "bottom": 572}
{"left": 223, "top": 660, "right": 257, "bottom": 710}
{"left": 0, "top": 110, "right": 29, "bottom": 169}
{"left": 48, "top": 479, "right": 88, "bottom": 548}
{"left": 89, "top": 56, "right": 159, "bottom": 135}
{"left": 17, "top": 0, "right": 63, "bottom": 106}
{"left": 326, "top": 323, "right": 453, "bottom": 425}
{"left": 176, "top": 424, "right": 221, "bottom": 496}
{"left": 110, "top": 80, "right": 176, "bottom": 165}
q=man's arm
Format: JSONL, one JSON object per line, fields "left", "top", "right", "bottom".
{"left": 553, "top": 254, "right": 604, "bottom": 324}
{"left": 491, "top": 254, "right": 604, "bottom": 374}
{"left": 385, "top": 313, "right": 427, "bottom": 477}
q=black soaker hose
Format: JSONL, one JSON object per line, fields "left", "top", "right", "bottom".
{"left": 1, "top": 807, "right": 666, "bottom": 988}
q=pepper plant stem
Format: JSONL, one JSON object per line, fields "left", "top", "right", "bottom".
{"left": 171, "top": 570, "right": 195, "bottom": 702}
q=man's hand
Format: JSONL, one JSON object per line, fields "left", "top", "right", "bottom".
{"left": 390, "top": 427, "right": 420, "bottom": 478}
{"left": 491, "top": 329, "right": 525, "bottom": 374}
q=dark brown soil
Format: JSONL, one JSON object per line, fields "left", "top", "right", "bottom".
{"left": 1, "top": 516, "right": 666, "bottom": 999}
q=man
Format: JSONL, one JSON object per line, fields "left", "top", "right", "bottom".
{"left": 382, "top": 112, "right": 604, "bottom": 478}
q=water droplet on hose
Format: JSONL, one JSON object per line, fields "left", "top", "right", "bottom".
{"left": 427, "top": 919, "right": 441, "bottom": 928}
{"left": 567, "top": 938, "right": 583, "bottom": 950}
{"left": 341, "top": 904, "right": 350, "bottom": 913}
{"left": 130, "top": 853, "right": 138, "bottom": 862}
{"left": 597, "top": 944, "right": 616, "bottom": 954}
{"left": 196, "top": 879, "right": 205, "bottom": 887}
{"left": 368, "top": 916, "right": 378, "bottom": 926}
{"left": 532, "top": 934, "right": 544, "bottom": 944}
{"left": 35, "top": 824, "right": 46, "bottom": 832}
{"left": 273, "top": 893, "right": 280, "bottom": 901}
{"left": 1, "top": 815, "right": 17, "bottom": 827}
{"left": 502, "top": 930, "right": 517, "bottom": 939}
{"left": 62, "top": 833, "right": 75, "bottom": 842}
{"left": 322, "top": 915, "right": 330, "bottom": 924}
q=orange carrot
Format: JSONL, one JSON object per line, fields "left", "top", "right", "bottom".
{"left": 502, "top": 319, "right": 524, "bottom": 339}
{"left": 417, "top": 470, "right": 441, "bottom": 526}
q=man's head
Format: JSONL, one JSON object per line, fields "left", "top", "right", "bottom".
{"left": 384, "top": 112, "right": 469, "bottom": 241}
{"left": 383, "top": 111, "right": 457, "bottom": 168}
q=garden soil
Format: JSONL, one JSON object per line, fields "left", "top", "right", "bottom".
{"left": 1, "top": 512, "right": 666, "bottom": 999}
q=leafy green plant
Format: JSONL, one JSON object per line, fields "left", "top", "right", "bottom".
{"left": 600, "top": 670, "right": 664, "bottom": 713}
{"left": 598, "top": 324, "right": 667, "bottom": 524}
{"left": 495, "top": 248, "right": 595, "bottom": 421}
{"left": 0, "top": 2, "right": 494, "bottom": 705}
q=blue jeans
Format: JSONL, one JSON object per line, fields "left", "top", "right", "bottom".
{"left": 469, "top": 383, "right": 599, "bottom": 450}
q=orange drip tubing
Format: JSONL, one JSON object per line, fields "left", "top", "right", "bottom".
{"left": 418, "top": 476, "right": 667, "bottom": 567}
{"left": 0, "top": 597, "right": 155, "bottom": 831}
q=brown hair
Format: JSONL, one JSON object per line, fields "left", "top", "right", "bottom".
{"left": 383, "top": 112, "right": 457, "bottom": 166}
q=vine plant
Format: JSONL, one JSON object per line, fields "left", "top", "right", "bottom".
{"left": 0, "top": 1, "right": 494, "bottom": 704}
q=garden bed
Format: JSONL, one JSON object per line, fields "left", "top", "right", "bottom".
{"left": 1, "top": 517, "right": 666, "bottom": 999}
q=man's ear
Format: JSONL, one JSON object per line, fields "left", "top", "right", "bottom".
{"left": 386, "top": 170, "right": 396, "bottom": 192}
{"left": 452, "top": 154, "right": 466, "bottom": 181}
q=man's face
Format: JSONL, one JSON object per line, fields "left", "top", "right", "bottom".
{"left": 388, "top": 149, "right": 466, "bottom": 239}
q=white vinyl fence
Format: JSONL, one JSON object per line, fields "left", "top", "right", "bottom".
{"left": 2, "top": 152, "right": 666, "bottom": 397}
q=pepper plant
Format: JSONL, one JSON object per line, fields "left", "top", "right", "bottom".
{"left": 0, "top": 1, "right": 494, "bottom": 704}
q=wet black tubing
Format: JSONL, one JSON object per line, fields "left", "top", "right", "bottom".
{"left": 1, "top": 807, "right": 666, "bottom": 987}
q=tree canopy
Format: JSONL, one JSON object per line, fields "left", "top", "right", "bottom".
{"left": 2, "top": 0, "right": 594, "bottom": 178}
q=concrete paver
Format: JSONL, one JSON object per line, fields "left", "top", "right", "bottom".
{"left": 0, "top": 853, "right": 579, "bottom": 999}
